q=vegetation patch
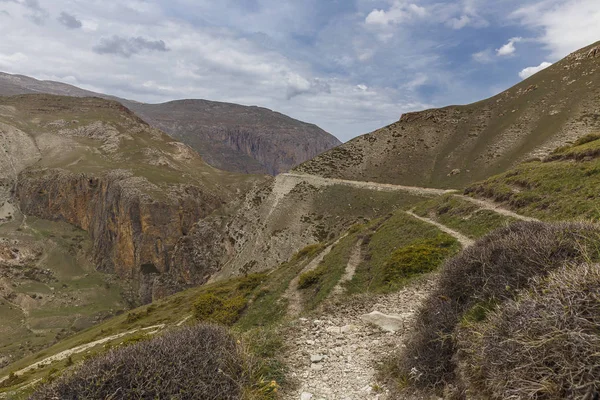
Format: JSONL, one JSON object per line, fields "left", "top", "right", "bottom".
{"left": 192, "top": 274, "right": 265, "bottom": 326}
{"left": 381, "top": 237, "right": 456, "bottom": 285}
{"left": 388, "top": 221, "right": 600, "bottom": 393}
{"left": 412, "top": 195, "right": 516, "bottom": 238}
{"left": 455, "top": 263, "right": 600, "bottom": 400}
{"left": 348, "top": 212, "right": 460, "bottom": 294}
{"left": 466, "top": 135, "right": 600, "bottom": 221}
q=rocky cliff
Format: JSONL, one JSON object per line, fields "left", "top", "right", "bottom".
{"left": 16, "top": 169, "right": 222, "bottom": 302}
{"left": 0, "top": 94, "right": 263, "bottom": 302}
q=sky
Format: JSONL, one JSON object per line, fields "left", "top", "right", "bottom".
{"left": 0, "top": 0, "right": 599, "bottom": 142}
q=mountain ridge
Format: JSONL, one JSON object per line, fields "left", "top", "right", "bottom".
{"left": 0, "top": 72, "right": 341, "bottom": 175}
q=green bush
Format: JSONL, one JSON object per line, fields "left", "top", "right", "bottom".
{"left": 390, "top": 221, "right": 600, "bottom": 391}
{"left": 297, "top": 268, "right": 325, "bottom": 289}
{"left": 193, "top": 293, "right": 248, "bottom": 325}
{"left": 292, "top": 243, "right": 324, "bottom": 262}
{"left": 382, "top": 237, "right": 455, "bottom": 284}
{"left": 456, "top": 263, "right": 600, "bottom": 400}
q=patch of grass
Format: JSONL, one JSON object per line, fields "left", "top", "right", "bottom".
{"left": 348, "top": 211, "right": 460, "bottom": 294}
{"left": 381, "top": 237, "right": 456, "bottom": 286}
{"left": 297, "top": 268, "right": 325, "bottom": 289}
{"left": 192, "top": 274, "right": 265, "bottom": 326}
{"left": 466, "top": 136, "right": 600, "bottom": 221}
{"left": 412, "top": 195, "right": 516, "bottom": 238}
{"left": 292, "top": 243, "right": 325, "bottom": 262}
{"left": 301, "top": 233, "right": 362, "bottom": 310}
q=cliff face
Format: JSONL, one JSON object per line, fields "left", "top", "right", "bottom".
{"left": 124, "top": 99, "right": 341, "bottom": 175}
{"left": 16, "top": 170, "right": 222, "bottom": 302}
{"left": 0, "top": 94, "right": 263, "bottom": 303}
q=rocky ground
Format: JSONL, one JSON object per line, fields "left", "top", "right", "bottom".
{"left": 282, "top": 276, "right": 437, "bottom": 400}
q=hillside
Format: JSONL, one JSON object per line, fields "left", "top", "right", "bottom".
{"left": 2, "top": 41, "right": 600, "bottom": 400}
{"left": 0, "top": 72, "right": 341, "bottom": 175}
{"left": 296, "top": 42, "right": 600, "bottom": 188}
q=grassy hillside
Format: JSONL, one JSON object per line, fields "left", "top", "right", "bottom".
{"left": 465, "top": 133, "right": 600, "bottom": 221}
{"left": 296, "top": 42, "right": 600, "bottom": 189}
{"left": 0, "top": 206, "right": 467, "bottom": 398}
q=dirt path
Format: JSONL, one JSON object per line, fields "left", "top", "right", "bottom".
{"left": 282, "top": 173, "right": 455, "bottom": 196}
{"left": 282, "top": 276, "right": 437, "bottom": 400}
{"left": 405, "top": 211, "right": 474, "bottom": 247}
{"left": 284, "top": 239, "right": 343, "bottom": 318}
{"left": 331, "top": 239, "right": 363, "bottom": 296}
{"left": 0, "top": 324, "right": 166, "bottom": 386}
{"left": 455, "top": 195, "right": 539, "bottom": 222}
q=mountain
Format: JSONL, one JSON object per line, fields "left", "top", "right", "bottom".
{"left": 0, "top": 94, "right": 264, "bottom": 300}
{"left": 0, "top": 72, "right": 341, "bottom": 175}
{"left": 4, "top": 42, "right": 600, "bottom": 400}
{"left": 296, "top": 42, "right": 600, "bottom": 188}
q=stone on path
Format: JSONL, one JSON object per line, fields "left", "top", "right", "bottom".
{"left": 301, "top": 393, "right": 313, "bottom": 400}
{"left": 360, "top": 311, "right": 408, "bottom": 333}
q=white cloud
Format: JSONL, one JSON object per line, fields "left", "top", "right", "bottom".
{"left": 496, "top": 37, "right": 522, "bottom": 56}
{"left": 365, "top": 2, "right": 427, "bottom": 26}
{"left": 513, "top": 0, "right": 600, "bottom": 60}
{"left": 519, "top": 61, "right": 552, "bottom": 79}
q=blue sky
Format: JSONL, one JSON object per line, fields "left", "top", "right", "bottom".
{"left": 0, "top": 0, "right": 599, "bottom": 141}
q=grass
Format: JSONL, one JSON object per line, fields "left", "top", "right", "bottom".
{"left": 0, "top": 249, "right": 321, "bottom": 395}
{"left": 0, "top": 215, "right": 127, "bottom": 367}
{"left": 299, "top": 233, "right": 362, "bottom": 311}
{"left": 347, "top": 211, "right": 460, "bottom": 294}
{"left": 411, "top": 195, "right": 517, "bottom": 238}
{"left": 466, "top": 135, "right": 600, "bottom": 221}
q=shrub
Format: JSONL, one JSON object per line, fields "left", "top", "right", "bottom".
{"left": 30, "top": 324, "right": 248, "bottom": 400}
{"left": 456, "top": 263, "right": 600, "bottom": 400}
{"left": 391, "top": 221, "right": 600, "bottom": 390}
{"left": 193, "top": 293, "right": 248, "bottom": 325}
{"left": 573, "top": 132, "right": 600, "bottom": 146}
{"left": 297, "top": 268, "right": 325, "bottom": 289}
{"left": 292, "top": 243, "right": 324, "bottom": 262}
{"left": 382, "top": 237, "right": 455, "bottom": 285}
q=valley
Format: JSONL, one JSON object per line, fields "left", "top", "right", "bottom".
{"left": 1, "top": 40, "right": 600, "bottom": 400}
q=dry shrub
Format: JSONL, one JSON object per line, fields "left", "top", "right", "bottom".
{"left": 456, "top": 263, "right": 600, "bottom": 400}
{"left": 393, "top": 221, "right": 600, "bottom": 389}
{"left": 30, "top": 324, "right": 248, "bottom": 400}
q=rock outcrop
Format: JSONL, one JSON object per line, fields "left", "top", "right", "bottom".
{"left": 16, "top": 169, "right": 222, "bottom": 302}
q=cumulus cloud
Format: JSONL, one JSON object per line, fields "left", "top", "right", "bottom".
{"left": 513, "top": 0, "right": 600, "bottom": 60}
{"left": 57, "top": 11, "right": 82, "bottom": 29}
{"left": 519, "top": 61, "right": 552, "bottom": 79}
{"left": 365, "top": 2, "right": 427, "bottom": 26}
{"left": 496, "top": 37, "right": 522, "bottom": 56}
{"left": 93, "top": 36, "right": 169, "bottom": 58}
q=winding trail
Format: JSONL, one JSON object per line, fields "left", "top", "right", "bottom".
{"left": 282, "top": 173, "right": 455, "bottom": 196}
{"left": 455, "top": 195, "right": 540, "bottom": 222}
{"left": 405, "top": 211, "right": 475, "bottom": 247}
{"left": 0, "top": 324, "right": 166, "bottom": 386}
{"left": 284, "top": 236, "right": 347, "bottom": 318}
